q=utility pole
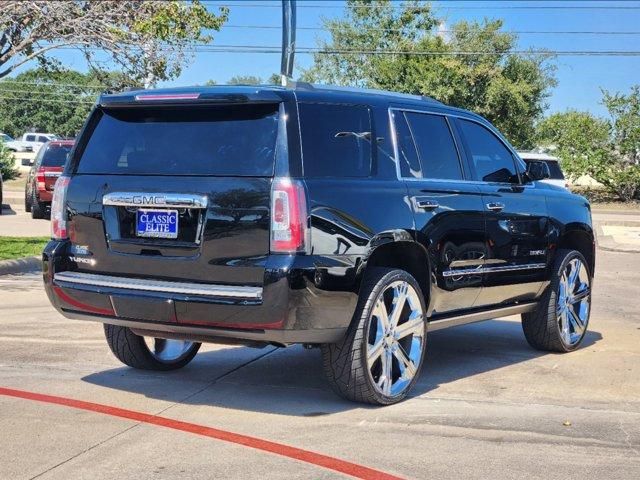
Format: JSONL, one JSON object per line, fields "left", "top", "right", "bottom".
{"left": 280, "top": 0, "right": 297, "bottom": 86}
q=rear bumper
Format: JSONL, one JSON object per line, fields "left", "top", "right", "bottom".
{"left": 43, "top": 241, "right": 357, "bottom": 345}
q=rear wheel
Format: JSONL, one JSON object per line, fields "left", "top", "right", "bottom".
{"left": 104, "top": 324, "right": 201, "bottom": 371}
{"left": 24, "top": 188, "right": 31, "bottom": 212}
{"left": 522, "top": 249, "right": 592, "bottom": 352}
{"left": 322, "top": 268, "right": 427, "bottom": 405}
{"left": 30, "top": 191, "right": 45, "bottom": 219}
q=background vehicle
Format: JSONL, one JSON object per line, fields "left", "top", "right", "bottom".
{"left": 2, "top": 132, "right": 31, "bottom": 152}
{"left": 0, "top": 170, "right": 3, "bottom": 215}
{"left": 43, "top": 85, "right": 595, "bottom": 405}
{"left": 518, "top": 151, "right": 568, "bottom": 189}
{"left": 10, "top": 132, "right": 59, "bottom": 153}
{"left": 25, "top": 140, "right": 73, "bottom": 218}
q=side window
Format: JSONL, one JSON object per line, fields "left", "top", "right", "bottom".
{"left": 25, "top": 135, "right": 36, "bottom": 142}
{"left": 37, "top": 136, "right": 49, "bottom": 143}
{"left": 393, "top": 111, "right": 421, "bottom": 178}
{"left": 405, "top": 112, "right": 462, "bottom": 180}
{"left": 458, "top": 119, "right": 519, "bottom": 183}
{"left": 299, "top": 103, "right": 372, "bottom": 178}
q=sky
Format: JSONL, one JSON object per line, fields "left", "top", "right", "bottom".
{"left": 11, "top": 0, "right": 640, "bottom": 118}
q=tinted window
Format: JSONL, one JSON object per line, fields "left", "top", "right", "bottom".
{"left": 25, "top": 135, "right": 35, "bottom": 142}
{"left": 526, "top": 159, "right": 564, "bottom": 180}
{"left": 299, "top": 103, "right": 372, "bottom": 177}
{"left": 459, "top": 119, "right": 518, "bottom": 183}
{"left": 41, "top": 144, "right": 73, "bottom": 167}
{"left": 405, "top": 112, "right": 462, "bottom": 180}
{"left": 37, "top": 136, "right": 50, "bottom": 143}
{"left": 77, "top": 105, "right": 279, "bottom": 176}
{"left": 393, "top": 112, "right": 421, "bottom": 178}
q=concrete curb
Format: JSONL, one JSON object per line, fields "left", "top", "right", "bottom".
{"left": 0, "top": 256, "right": 41, "bottom": 275}
{"left": 595, "top": 223, "right": 640, "bottom": 254}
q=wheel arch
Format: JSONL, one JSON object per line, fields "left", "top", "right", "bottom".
{"left": 361, "top": 238, "right": 432, "bottom": 309}
{"left": 557, "top": 226, "right": 595, "bottom": 277}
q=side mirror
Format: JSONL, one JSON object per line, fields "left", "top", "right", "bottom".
{"left": 526, "top": 161, "right": 550, "bottom": 182}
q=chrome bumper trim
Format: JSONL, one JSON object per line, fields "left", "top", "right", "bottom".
{"left": 54, "top": 271, "right": 262, "bottom": 300}
{"left": 442, "top": 263, "right": 546, "bottom": 278}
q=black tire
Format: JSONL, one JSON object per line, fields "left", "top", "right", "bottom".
{"left": 30, "top": 190, "right": 45, "bottom": 219}
{"left": 522, "top": 249, "right": 592, "bottom": 353}
{"left": 321, "top": 268, "right": 427, "bottom": 405}
{"left": 24, "top": 188, "right": 31, "bottom": 213}
{"left": 104, "top": 324, "right": 201, "bottom": 371}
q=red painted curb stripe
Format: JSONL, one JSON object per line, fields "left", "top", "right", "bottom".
{"left": 0, "top": 387, "right": 404, "bottom": 480}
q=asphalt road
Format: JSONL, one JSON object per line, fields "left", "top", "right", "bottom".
{"left": 0, "top": 247, "right": 639, "bottom": 479}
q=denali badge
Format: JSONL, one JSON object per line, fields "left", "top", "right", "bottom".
{"left": 529, "top": 249, "right": 546, "bottom": 256}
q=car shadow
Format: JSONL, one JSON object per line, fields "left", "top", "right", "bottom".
{"left": 82, "top": 319, "right": 603, "bottom": 416}
{"left": 1, "top": 204, "right": 17, "bottom": 215}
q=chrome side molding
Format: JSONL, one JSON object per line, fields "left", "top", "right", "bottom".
{"left": 429, "top": 302, "right": 537, "bottom": 331}
{"left": 103, "top": 192, "right": 208, "bottom": 209}
{"left": 443, "top": 263, "right": 546, "bottom": 278}
{"left": 54, "top": 271, "right": 262, "bottom": 300}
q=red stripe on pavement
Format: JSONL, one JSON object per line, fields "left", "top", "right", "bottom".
{"left": 0, "top": 387, "right": 404, "bottom": 480}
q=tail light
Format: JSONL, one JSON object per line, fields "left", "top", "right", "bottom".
{"left": 270, "top": 177, "right": 309, "bottom": 253}
{"left": 36, "top": 168, "right": 46, "bottom": 191}
{"left": 51, "top": 175, "right": 71, "bottom": 240}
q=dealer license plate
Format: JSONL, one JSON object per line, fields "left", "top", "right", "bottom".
{"left": 136, "top": 209, "right": 179, "bottom": 239}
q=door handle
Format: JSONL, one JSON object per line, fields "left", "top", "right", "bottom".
{"left": 414, "top": 199, "right": 440, "bottom": 210}
{"left": 486, "top": 202, "right": 505, "bottom": 212}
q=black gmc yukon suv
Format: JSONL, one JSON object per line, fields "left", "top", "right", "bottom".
{"left": 43, "top": 84, "right": 595, "bottom": 405}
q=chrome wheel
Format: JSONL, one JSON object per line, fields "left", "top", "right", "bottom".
{"left": 557, "top": 258, "right": 591, "bottom": 346}
{"left": 143, "top": 337, "right": 197, "bottom": 364}
{"left": 366, "top": 280, "right": 426, "bottom": 397}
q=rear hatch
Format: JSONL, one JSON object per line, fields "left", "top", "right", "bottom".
{"left": 39, "top": 143, "right": 72, "bottom": 196}
{"left": 65, "top": 102, "right": 281, "bottom": 295}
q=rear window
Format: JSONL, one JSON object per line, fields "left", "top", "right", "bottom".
{"left": 41, "top": 144, "right": 72, "bottom": 167}
{"left": 544, "top": 160, "right": 564, "bottom": 179}
{"left": 76, "top": 105, "right": 279, "bottom": 176}
{"left": 299, "top": 103, "right": 372, "bottom": 178}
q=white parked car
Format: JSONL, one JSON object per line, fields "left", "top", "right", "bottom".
{"left": 518, "top": 151, "right": 568, "bottom": 190}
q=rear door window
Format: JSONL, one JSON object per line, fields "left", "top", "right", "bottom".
{"left": 76, "top": 104, "right": 280, "bottom": 176}
{"left": 458, "top": 119, "right": 519, "bottom": 184}
{"left": 544, "top": 161, "right": 564, "bottom": 179}
{"left": 299, "top": 103, "right": 372, "bottom": 177}
{"left": 41, "top": 145, "right": 73, "bottom": 167}
{"left": 404, "top": 112, "right": 463, "bottom": 180}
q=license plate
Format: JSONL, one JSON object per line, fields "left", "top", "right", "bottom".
{"left": 136, "top": 209, "right": 179, "bottom": 239}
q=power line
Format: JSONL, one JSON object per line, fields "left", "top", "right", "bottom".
{"left": 203, "top": 1, "right": 640, "bottom": 10}
{"left": 0, "top": 79, "right": 107, "bottom": 89}
{"left": 221, "top": 24, "right": 640, "bottom": 35}
{"left": 0, "top": 95, "right": 95, "bottom": 105}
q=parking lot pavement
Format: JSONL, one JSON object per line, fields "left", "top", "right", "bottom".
{"left": 1, "top": 193, "right": 50, "bottom": 237}
{"left": 0, "top": 246, "right": 639, "bottom": 480}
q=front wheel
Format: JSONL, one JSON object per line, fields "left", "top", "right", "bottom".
{"left": 104, "top": 324, "right": 201, "bottom": 371}
{"left": 322, "top": 268, "right": 427, "bottom": 405}
{"left": 522, "top": 249, "right": 592, "bottom": 352}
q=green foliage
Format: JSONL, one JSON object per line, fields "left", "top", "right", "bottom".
{"left": 303, "top": 0, "right": 556, "bottom": 148}
{"left": 0, "top": 69, "right": 111, "bottom": 138}
{"left": 227, "top": 75, "right": 264, "bottom": 85}
{"left": 602, "top": 86, "right": 640, "bottom": 165}
{"left": 537, "top": 86, "right": 640, "bottom": 201}
{"left": 0, "top": 1, "right": 228, "bottom": 86}
{"left": 0, "top": 142, "right": 19, "bottom": 181}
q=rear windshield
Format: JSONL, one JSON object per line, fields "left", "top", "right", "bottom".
{"left": 41, "top": 144, "right": 73, "bottom": 167}
{"left": 76, "top": 104, "right": 279, "bottom": 176}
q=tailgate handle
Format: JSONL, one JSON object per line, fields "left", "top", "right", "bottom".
{"left": 103, "top": 192, "right": 208, "bottom": 209}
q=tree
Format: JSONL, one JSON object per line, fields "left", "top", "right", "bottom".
{"left": 302, "top": 0, "right": 556, "bottom": 148}
{"left": 0, "top": 68, "right": 109, "bottom": 137}
{"left": 227, "top": 75, "right": 263, "bottom": 85}
{"left": 602, "top": 86, "right": 640, "bottom": 165}
{"left": 0, "top": 1, "right": 228, "bottom": 87}
{"left": 0, "top": 142, "right": 19, "bottom": 181}
{"left": 537, "top": 90, "right": 640, "bottom": 202}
